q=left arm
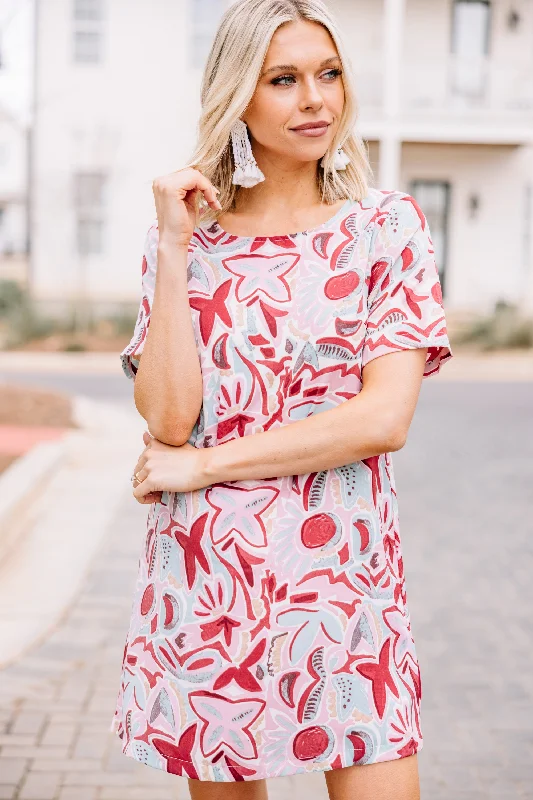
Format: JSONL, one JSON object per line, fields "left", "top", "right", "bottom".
{"left": 132, "top": 348, "right": 427, "bottom": 501}
{"left": 201, "top": 347, "right": 427, "bottom": 485}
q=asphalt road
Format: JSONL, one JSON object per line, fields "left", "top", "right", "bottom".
{"left": 0, "top": 371, "right": 134, "bottom": 407}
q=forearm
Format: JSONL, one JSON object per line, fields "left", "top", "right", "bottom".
{"left": 134, "top": 241, "right": 203, "bottom": 444}
{"left": 200, "top": 388, "right": 402, "bottom": 486}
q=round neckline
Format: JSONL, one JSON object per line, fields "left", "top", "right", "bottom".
{"left": 202, "top": 198, "right": 354, "bottom": 240}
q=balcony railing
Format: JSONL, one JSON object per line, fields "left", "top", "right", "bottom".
{"left": 401, "top": 55, "right": 533, "bottom": 118}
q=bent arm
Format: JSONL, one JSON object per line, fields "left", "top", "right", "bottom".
{"left": 200, "top": 348, "right": 428, "bottom": 486}
{"left": 134, "top": 241, "right": 203, "bottom": 445}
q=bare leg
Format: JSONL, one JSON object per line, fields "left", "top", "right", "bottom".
{"left": 324, "top": 753, "right": 420, "bottom": 800}
{"left": 188, "top": 777, "right": 268, "bottom": 800}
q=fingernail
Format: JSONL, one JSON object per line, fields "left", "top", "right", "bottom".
{"left": 214, "top": 187, "right": 221, "bottom": 194}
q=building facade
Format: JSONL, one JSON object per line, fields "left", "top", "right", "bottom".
{"left": 28, "top": 0, "right": 533, "bottom": 316}
{"left": 0, "top": 0, "right": 33, "bottom": 286}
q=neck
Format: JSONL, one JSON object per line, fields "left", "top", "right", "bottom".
{"left": 233, "top": 149, "right": 324, "bottom": 215}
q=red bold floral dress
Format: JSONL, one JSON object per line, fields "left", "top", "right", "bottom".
{"left": 113, "top": 187, "right": 453, "bottom": 782}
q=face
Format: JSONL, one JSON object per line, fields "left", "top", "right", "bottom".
{"left": 242, "top": 19, "right": 345, "bottom": 168}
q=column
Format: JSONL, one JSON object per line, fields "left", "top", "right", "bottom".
{"left": 379, "top": 0, "right": 405, "bottom": 190}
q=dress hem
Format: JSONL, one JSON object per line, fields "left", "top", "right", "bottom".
{"left": 110, "top": 717, "right": 423, "bottom": 783}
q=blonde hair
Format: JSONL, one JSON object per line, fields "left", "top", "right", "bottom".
{"left": 184, "top": 0, "right": 373, "bottom": 226}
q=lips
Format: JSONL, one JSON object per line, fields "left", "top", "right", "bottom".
{"left": 290, "top": 122, "right": 330, "bottom": 131}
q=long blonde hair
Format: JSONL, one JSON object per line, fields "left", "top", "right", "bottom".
{"left": 184, "top": 0, "right": 373, "bottom": 226}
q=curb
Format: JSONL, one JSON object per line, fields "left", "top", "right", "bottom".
{"left": 0, "top": 394, "right": 146, "bottom": 669}
{"left": 0, "top": 351, "right": 123, "bottom": 374}
{"left": 433, "top": 350, "right": 533, "bottom": 382}
{"left": 0, "top": 437, "right": 70, "bottom": 565}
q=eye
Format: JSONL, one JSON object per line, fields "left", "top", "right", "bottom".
{"left": 322, "top": 68, "right": 343, "bottom": 80}
{"left": 271, "top": 68, "right": 342, "bottom": 87}
{"left": 271, "top": 74, "right": 296, "bottom": 86}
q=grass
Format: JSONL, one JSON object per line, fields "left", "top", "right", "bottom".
{"left": 454, "top": 300, "right": 533, "bottom": 351}
{"left": 0, "top": 279, "right": 138, "bottom": 351}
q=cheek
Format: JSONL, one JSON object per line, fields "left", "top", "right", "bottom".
{"left": 328, "top": 84, "right": 345, "bottom": 115}
{"left": 248, "top": 93, "right": 292, "bottom": 141}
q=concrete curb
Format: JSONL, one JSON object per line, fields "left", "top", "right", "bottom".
{"left": 0, "top": 436, "right": 70, "bottom": 565}
{"left": 434, "top": 350, "right": 533, "bottom": 381}
{"left": 0, "top": 351, "right": 124, "bottom": 374}
{"left": 0, "top": 393, "right": 146, "bottom": 669}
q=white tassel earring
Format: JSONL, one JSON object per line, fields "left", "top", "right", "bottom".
{"left": 321, "top": 146, "right": 350, "bottom": 171}
{"left": 230, "top": 119, "right": 265, "bottom": 188}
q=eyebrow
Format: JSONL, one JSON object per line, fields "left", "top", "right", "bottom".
{"left": 260, "top": 56, "right": 341, "bottom": 78}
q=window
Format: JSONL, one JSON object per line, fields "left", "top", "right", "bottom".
{"left": 450, "top": 0, "right": 491, "bottom": 99}
{"left": 408, "top": 180, "right": 451, "bottom": 298}
{"left": 190, "top": 0, "right": 226, "bottom": 69}
{"left": 0, "top": 207, "right": 5, "bottom": 254}
{"left": 73, "top": 172, "right": 107, "bottom": 255}
{"left": 451, "top": 0, "right": 491, "bottom": 56}
{"left": 73, "top": 0, "right": 104, "bottom": 63}
{"left": 74, "top": 0, "right": 102, "bottom": 20}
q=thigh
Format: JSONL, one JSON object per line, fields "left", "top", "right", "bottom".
{"left": 188, "top": 777, "right": 268, "bottom": 800}
{"left": 324, "top": 753, "right": 420, "bottom": 800}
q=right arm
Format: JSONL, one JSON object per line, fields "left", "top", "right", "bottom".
{"left": 133, "top": 240, "right": 203, "bottom": 446}
{"left": 124, "top": 168, "right": 222, "bottom": 446}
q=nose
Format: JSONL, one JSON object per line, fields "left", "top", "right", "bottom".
{"left": 299, "top": 77, "right": 324, "bottom": 111}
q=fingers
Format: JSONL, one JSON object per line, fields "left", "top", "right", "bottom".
{"left": 144, "top": 491, "right": 163, "bottom": 504}
{"left": 140, "top": 488, "right": 162, "bottom": 503}
{"left": 153, "top": 168, "right": 221, "bottom": 211}
{"left": 131, "top": 437, "right": 163, "bottom": 504}
{"left": 143, "top": 430, "right": 154, "bottom": 445}
{"left": 133, "top": 466, "right": 148, "bottom": 485}
{"left": 133, "top": 475, "right": 154, "bottom": 501}
{"left": 192, "top": 170, "right": 221, "bottom": 210}
{"left": 132, "top": 431, "right": 159, "bottom": 488}
{"left": 131, "top": 454, "right": 163, "bottom": 504}
{"left": 132, "top": 452, "right": 148, "bottom": 479}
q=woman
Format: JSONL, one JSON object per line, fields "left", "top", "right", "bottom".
{"left": 113, "top": 0, "right": 453, "bottom": 798}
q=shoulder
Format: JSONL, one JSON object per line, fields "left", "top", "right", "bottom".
{"left": 365, "top": 189, "right": 430, "bottom": 265}
{"left": 368, "top": 188, "right": 427, "bottom": 230}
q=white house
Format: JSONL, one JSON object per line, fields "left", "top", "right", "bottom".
{"left": 25, "top": 0, "right": 533, "bottom": 317}
{"left": 0, "top": 0, "right": 33, "bottom": 285}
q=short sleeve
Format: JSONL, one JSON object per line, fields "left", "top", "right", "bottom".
{"left": 119, "top": 221, "right": 159, "bottom": 379}
{"left": 361, "top": 193, "right": 453, "bottom": 379}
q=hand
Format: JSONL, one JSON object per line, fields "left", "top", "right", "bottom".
{"left": 131, "top": 431, "right": 208, "bottom": 504}
{"left": 152, "top": 167, "right": 222, "bottom": 248}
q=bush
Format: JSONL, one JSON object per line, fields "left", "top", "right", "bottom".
{"left": 0, "top": 279, "right": 139, "bottom": 349}
{"left": 0, "top": 280, "right": 25, "bottom": 315}
{"left": 455, "top": 300, "right": 533, "bottom": 351}
{"left": 0, "top": 279, "right": 56, "bottom": 348}
{"left": 105, "top": 309, "right": 139, "bottom": 336}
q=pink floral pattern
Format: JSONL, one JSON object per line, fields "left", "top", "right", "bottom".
{"left": 113, "top": 188, "right": 453, "bottom": 781}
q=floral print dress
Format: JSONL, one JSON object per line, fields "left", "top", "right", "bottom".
{"left": 113, "top": 187, "right": 453, "bottom": 782}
